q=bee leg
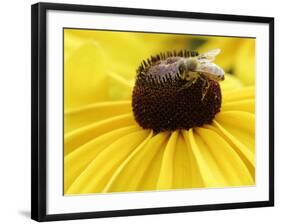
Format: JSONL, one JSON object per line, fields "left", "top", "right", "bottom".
{"left": 178, "top": 80, "right": 193, "bottom": 91}
{"left": 178, "top": 75, "right": 198, "bottom": 91}
{"left": 200, "top": 77, "right": 210, "bottom": 101}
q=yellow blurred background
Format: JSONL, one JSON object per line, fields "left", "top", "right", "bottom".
{"left": 64, "top": 29, "right": 255, "bottom": 110}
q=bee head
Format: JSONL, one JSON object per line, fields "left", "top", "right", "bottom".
{"left": 177, "top": 58, "right": 198, "bottom": 79}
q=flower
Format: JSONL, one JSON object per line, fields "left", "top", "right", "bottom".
{"left": 64, "top": 29, "right": 255, "bottom": 195}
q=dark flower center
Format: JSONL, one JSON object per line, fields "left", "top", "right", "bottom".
{"left": 132, "top": 50, "right": 222, "bottom": 133}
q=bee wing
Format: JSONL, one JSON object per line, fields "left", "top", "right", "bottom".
{"left": 196, "top": 63, "right": 225, "bottom": 77}
{"left": 197, "top": 48, "right": 221, "bottom": 62}
{"left": 195, "top": 63, "right": 210, "bottom": 73}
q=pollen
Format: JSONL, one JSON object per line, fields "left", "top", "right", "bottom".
{"left": 132, "top": 50, "right": 222, "bottom": 132}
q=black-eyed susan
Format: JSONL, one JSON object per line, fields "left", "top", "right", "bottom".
{"left": 64, "top": 29, "right": 255, "bottom": 195}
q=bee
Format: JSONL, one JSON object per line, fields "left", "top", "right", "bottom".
{"left": 177, "top": 48, "right": 225, "bottom": 100}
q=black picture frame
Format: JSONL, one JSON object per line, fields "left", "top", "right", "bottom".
{"left": 31, "top": 2, "right": 274, "bottom": 222}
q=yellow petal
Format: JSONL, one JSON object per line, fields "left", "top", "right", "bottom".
{"left": 64, "top": 101, "right": 132, "bottom": 133}
{"left": 173, "top": 133, "right": 194, "bottom": 189}
{"left": 64, "top": 125, "right": 141, "bottom": 192}
{"left": 103, "top": 132, "right": 170, "bottom": 193}
{"left": 157, "top": 131, "right": 179, "bottom": 190}
{"left": 66, "top": 130, "right": 151, "bottom": 194}
{"left": 213, "top": 111, "right": 255, "bottom": 177}
{"left": 137, "top": 135, "right": 168, "bottom": 190}
{"left": 182, "top": 131, "right": 204, "bottom": 188}
{"left": 223, "top": 86, "right": 255, "bottom": 102}
{"left": 215, "top": 111, "right": 255, "bottom": 152}
{"left": 222, "top": 99, "right": 255, "bottom": 113}
{"left": 195, "top": 127, "right": 254, "bottom": 185}
{"left": 64, "top": 113, "right": 136, "bottom": 155}
{"left": 183, "top": 129, "right": 228, "bottom": 187}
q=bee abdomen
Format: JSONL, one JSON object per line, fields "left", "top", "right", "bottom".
{"left": 197, "top": 63, "right": 224, "bottom": 81}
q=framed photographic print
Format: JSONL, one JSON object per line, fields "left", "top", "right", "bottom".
{"left": 31, "top": 2, "right": 274, "bottom": 222}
